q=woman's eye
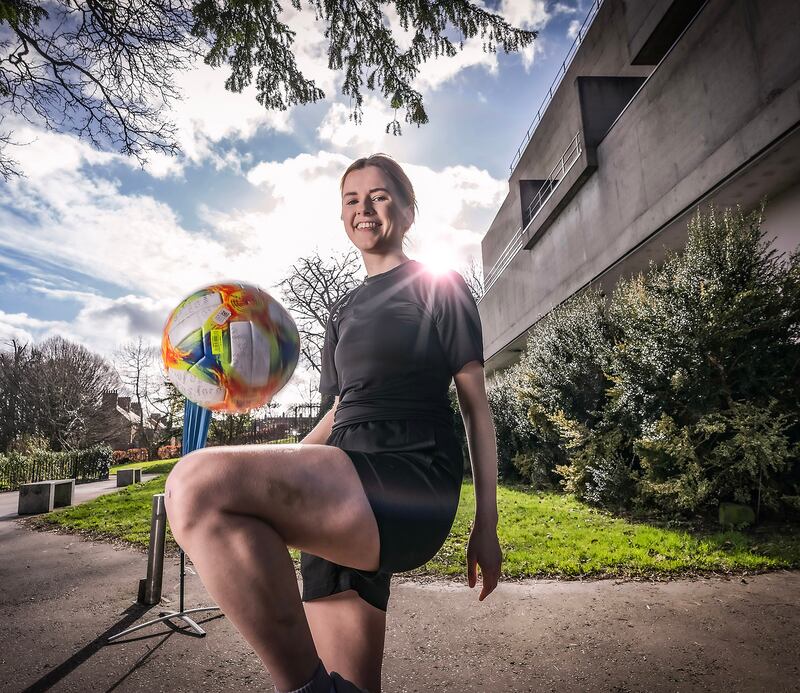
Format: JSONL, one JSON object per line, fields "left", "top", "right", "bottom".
{"left": 345, "top": 196, "right": 386, "bottom": 205}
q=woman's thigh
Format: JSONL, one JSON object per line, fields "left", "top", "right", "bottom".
{"left": 303, "top": 589, "right": 386, "bottom": 693}
{"left": 164, "top": 443, "right": 380, "bottom": 573}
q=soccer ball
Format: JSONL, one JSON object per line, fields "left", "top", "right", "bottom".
{"left": 161, "top": 282, "right": 299, "bottom": 413}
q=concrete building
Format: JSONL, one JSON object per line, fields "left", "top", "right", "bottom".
{"left": 479, "top": 0, "right": 800, "bottom": 374}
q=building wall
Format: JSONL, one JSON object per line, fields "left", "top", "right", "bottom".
{"left": 480, "top": 0, "right": 800, "bottom": 373}
{"left": 484, "top": 0, "right": 651, "bottom": 273}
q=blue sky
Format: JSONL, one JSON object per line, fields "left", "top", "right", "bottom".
{"left": 0, "top": 0, "right": 589, "bottom": 405}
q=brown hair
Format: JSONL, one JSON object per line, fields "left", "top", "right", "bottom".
{"left": 340, "top": 153, "right": 419, "bottom": 242}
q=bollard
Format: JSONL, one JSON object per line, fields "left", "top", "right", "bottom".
{"left": 137, "top": 493, "right": 166, "bottom": 605}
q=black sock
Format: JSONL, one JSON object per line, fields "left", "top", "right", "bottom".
{"left": 273, "top": 657, "right": 333, "bottom": 693}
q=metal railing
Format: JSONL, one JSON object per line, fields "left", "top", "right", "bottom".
{"left": 508, "top": 0, "right": 604, "bottom": 175}
{"left": 230, "top": 403, "right": 323, "bottom": 446}
{"left": 524, "top": 131, "right": 583, "bottom": 226}
{"left": 482, "top": 130, "right": 584, "bottom": 298}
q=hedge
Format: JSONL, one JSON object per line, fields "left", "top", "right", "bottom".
{"left": 0, "top": 444, "right": 113, "bottom": 491}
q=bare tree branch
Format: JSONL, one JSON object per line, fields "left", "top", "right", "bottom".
{"left": 0, "top": 0, "right": 537, "bottom": 178}
{"left": 276, "top": 247, "right": 362, "bottom": 379}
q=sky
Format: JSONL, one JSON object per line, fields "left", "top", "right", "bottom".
{"left": 0, "top": 0, "right": 591, "bottom": 409}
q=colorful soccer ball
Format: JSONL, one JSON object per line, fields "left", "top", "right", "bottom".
{"left": 161, "top": 282, "right": 299, "bottom": 413}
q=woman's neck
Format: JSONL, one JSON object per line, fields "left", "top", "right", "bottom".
{"left": 362, "top": 253, "right": 411, "bottom": 278}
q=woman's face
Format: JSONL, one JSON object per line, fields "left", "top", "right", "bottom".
{"left": 340, "top": 165, "right": 413, "bottom": 254}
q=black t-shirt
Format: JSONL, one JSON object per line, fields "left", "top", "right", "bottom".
{"left": 319, "top": 259, "right": 485, "bottom": 431}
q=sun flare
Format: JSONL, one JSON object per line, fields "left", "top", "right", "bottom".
{"left": 415, "top": 252, "right": 454, "bottom": 277}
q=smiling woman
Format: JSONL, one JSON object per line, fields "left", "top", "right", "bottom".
{"left": 164, "top": 152, "right": 501, "bottom": 693}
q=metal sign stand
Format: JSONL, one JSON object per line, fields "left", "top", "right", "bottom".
{"left": 107, "top": 399, "right": 221, "bottom": 642}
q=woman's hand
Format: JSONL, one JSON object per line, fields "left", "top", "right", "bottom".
{"left": 466, "top": 521, "right": 502, "bottom": 601}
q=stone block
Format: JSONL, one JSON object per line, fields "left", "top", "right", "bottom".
{"left": 53, "top": 479, "right": 75, "bottom": 508}
{"left": 18, "top": 479, "right": 74, "bottom": 514}
{"left": 117, "top": 468, "right": 143, "bottom": 487}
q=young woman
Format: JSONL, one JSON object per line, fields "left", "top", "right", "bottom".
{"left": 164, "top": 153, "right": 502, "bottom": 693}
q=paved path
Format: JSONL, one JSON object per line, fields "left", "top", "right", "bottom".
{"left": 0, "top": 479, "right": 798, "bottom": 692}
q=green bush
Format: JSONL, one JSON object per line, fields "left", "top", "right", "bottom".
{"left": 635, "top": 399, "right": 798, "bottom": 516}
{"left": 449, "top": 363, "right": 556, "bottom": 484}
{"left": 510, "top": 203, "right": 800, "bottom": 518}
{"left": 0, "top": 443, "right": 112, "bottom": 490}
{"left": 609, "top": 204, "right": 800, "bottom": 516}
{"left": 512, "top": 286, "right": 621, "bottom": 493}
{"left": 484, "top": 367, "right": 539, "bottom": 481}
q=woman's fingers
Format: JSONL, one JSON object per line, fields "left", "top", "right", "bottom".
{"left": 478, "top": 564, "right": 500, "bottom": 600}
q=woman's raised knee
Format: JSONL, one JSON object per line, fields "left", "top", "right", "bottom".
{"left": 164, "top": 448, "right": 223, "bottom": 537}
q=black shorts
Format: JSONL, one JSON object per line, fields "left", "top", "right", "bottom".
{"left": 300, "top": 418, "right": 463, "bottom": 612}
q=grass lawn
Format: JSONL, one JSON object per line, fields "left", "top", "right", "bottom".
{"left": 21, "top": 470, "right": 800, "bottom": 579}
{"left": 110, "top": 459, "right": 180, "bottom": 476}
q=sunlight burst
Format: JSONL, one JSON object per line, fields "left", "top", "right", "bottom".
{"left": 415, "top": 251, "right": 454, "bottom": 277}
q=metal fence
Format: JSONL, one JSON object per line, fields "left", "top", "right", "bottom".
{"left": 229, "top": 403, "right": 324, "bottom": 446}
{"left": 0, "top": 403, "right": 328, "bottom": 491}
{"left": 0, "top": 452, "right": 108, "bottom": 492}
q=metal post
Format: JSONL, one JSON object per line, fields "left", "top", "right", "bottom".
{"left": 138, "top": 493, "right": 166, "bottom": 605}
{"left": 107, "top": 493, "right": 221, "bottom": 642}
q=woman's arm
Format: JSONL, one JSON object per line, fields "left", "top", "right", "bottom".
{"left": 300, "top": 396, "right": 339, "bottom": 445}
{"left": 453, "top": 360, "right": 502, "bottom": 601}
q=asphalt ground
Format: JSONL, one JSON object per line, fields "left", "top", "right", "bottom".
{"left": 1, "top": 478, "right": 798, "bottom": 692}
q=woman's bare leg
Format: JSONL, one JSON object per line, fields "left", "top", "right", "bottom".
{"left": 304, "top": 590, "right": 387, "bottom": 693}
{"left": 164, "top": 443, "right": 381, "bottom": 691}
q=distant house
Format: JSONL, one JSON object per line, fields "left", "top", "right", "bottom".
{"left": 99, "top": 390, "right": 162, "bottom": 450}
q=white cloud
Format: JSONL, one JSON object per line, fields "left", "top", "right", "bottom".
{"left": 316, "top": 94, "right": 398, "bottom": 152}
{"left": 567, "top": 19, "right": 583, "bottom": 39}
{"left": 0, "top": 169, "right": 227, "bottom": 304}
{"left": 412, "top": 36, "right": 500, "bottom": 90}
{"left": 401, "top": 162, "right": 507, "bottom": 263}
{"left": 142, "top": 60, "right": 295, "bottom": 179}
{"left": 283, "top": 4, "right": 343, "bottom": 97}
{"left": 375, "top": 0, "right": 552, "bottom": 92}
{"left": 497, "top": 0, "right": 550, "bottom": 29}
{"left": 0, "top": 310, "right": 44, "bottom": 346}
{"left": 380, "top": 4, "right": 417, "bottom": 52}
{"left": 1, "top": 146, "right": 504, "bottom": 312}
{"left": 0, "top": 148, "right": 505, "bottom": 408}
{"left": 495, "top": 0, "right": 550, "bottom": 71}
{"left": 553, "top": 3, "right": 579, "bottom": 15}
{"left": 0, "top": 119, "right": 124, "bottom": 180}
{"left": 1, "top": 289, "right": 168, "bottom": 354}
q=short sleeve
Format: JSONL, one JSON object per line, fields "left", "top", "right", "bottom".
{"left": 432, "top": 270, "right": 485, "bottom": 375}
{"left": 318, "top": 309, "right": 340, "bottom": 396}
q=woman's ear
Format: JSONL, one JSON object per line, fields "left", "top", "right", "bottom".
{"left": 403, "top": 203, "right": 414, "bottom": 227}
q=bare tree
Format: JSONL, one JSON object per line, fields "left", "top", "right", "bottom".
{"left": 461, "top": 255, "right": 485, "bottom": 304}
{"left": 276, "top": 248, "right": 362, "bottom": 376}
{"left": 0, "top": 339, "right": 39, "bottom": 451}
{"left": 115, "top": 336, "right": 161, "bottom": 454}
{"left": 0, "top": 1, "right": 537, "bottom": 179}
{"left": 0, "top": 0, "right": 201, "bottom": 179}
{"left": 24, "top": 335, "right": 123, "bottom": 450}
{"left": 147, "top": 376, "right": 185, "bottom": 450}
